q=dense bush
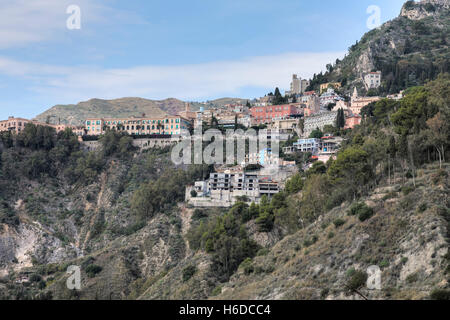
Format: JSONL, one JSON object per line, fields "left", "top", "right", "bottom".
{"left": 430, "top": 289, "right": 450, "bottom": 300}
{"left": 187, "top": 202, "right": 260, "bottom": 282}
{"left": 348, "top": 202, "right": 374, "bottom": 222}
{"left": 182, "top": 265, "right": 197, "bottom": 282}
{"left": 85, "top": 264, "right": 103, "bottom": 278}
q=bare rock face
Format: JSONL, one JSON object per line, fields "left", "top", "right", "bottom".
{"left": 400, "top": 0, "right": 449, "bottom": 20}
{"left": 0, "top": 223, "right": 80, "bottom": 276}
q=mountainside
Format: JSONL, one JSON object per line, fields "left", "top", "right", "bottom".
{"left": 0, "top": 73, "right": 449, "bottom": 300}
{"left": 1, "top": 0, "right": 449, "bottom": 301}
{"left": 35, "top": 97, "right": 248, "bottom": 126}
{"left": 214, "top": 167, "right": 449, "bottom": 300}
{"left": 34, "top": 97, "right": 186, "bottom": 126}
{"left": 308, "top": 0, "right": 450, "bottom": 95}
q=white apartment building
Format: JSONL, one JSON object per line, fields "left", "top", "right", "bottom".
{"left": 363, "top": 71, "right": 382, "bottom": 90}
{"left": 303, "top": 111, "right": 338, "bottom": 137}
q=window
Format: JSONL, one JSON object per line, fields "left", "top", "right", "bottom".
{"left": 87, "top": 121, "right": 91, "bottom": 125}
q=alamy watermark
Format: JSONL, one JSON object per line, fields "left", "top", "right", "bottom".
{"left": 366, "top": 5, "right": 381, "bottom": 30}
{"left": 366, "top": 265, "right": 382, "bottom": 290}
{"left": 170, "top": 124, "right": 281, "bottom": 171}
{"left": 66, "top": 265, "right": 81, "bottom": 290}
{"left": 66, "top": 4, "right": 81, "bottom": 30}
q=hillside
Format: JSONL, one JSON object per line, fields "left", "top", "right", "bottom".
{"left": 0, "top": 74, "right": 449, "bottom": 300}
{"left": 214, "top": 165, "right": 449, "bottom": 300}
{"left": 308, "top": 0, "right": 450, "bottom": 95}
{"left": 34, "top": 97, "right": 188, "bottom": 126}
{"left": 34, "top": 97, "right": 249, "bottom": 126}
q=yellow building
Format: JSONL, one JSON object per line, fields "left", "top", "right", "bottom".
{"left": 320, "top": 82, "right": 341, "bottom": 93}
{"left": 350, "top": 88, "right": 380, "bottom": 115}
{"left": 85, "top": 115, "right": 191, "bottom": 136}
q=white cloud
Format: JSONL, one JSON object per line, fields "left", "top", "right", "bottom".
{"left": 0, "top": 51, "right": 344, "bottom": 103}
{"left": 0, "top": 0, "right": 141, "bottom": 49}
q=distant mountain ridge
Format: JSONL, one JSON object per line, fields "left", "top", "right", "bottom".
{"left": 35, "top": 97, "right": 248, "bottom": 126}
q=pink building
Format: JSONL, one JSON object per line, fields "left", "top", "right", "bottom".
{"left": 345, "top": 115, "right": 362, "bottom": 129}
{"left": 251, "top": 104, "right": 301, "bottom": 125}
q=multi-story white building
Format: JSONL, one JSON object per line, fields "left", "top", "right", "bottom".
{"left": 363, "top": 71, "right": 382, "bottom": 90}
{"left": 186, "top": 171, "right": 280, "bottom": 207}
{"left": 303, "top": 111, "right": 338, "bottom": 137}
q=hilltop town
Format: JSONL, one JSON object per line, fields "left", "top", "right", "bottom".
{"left": 1, "top": 69, "right": 395, "bottom": 209}
{"left": 0, "top": 0, "right": 449, "bottom": 301}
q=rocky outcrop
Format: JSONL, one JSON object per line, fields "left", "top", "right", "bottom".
{"left": 400, "top": 0, "right": 449, "bottom": 20}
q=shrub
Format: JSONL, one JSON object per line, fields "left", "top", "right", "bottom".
{"left": 348, "top": 202, "right": 374, "bottom": 222}
{"left": 345, "top": 270, "right": 368, "bottom": 294}
{"left": 85, "top": 264, "right": 102, "bottom": 278}
{"left": 418, "top": 203, "right": 427, "bottom": 213}
{"left": 333, "top": 218, "right": 345, "bottom": 228}
{"left": 239, "top": 258, "right": 254, "bottom": 275}
{"left": 255, "top": 211, "right": 274, "bottom": 232}
{"left": 29, "top": 274, "right": 42, "bottom": 282}
{"left": 182, "top": 265, "right": 197, "bottom": 282}
{"left": 211, "top": 285, "right": 222, "bottom": 296}
{"left": 303, "top": 235, "right": 318, "bottom": 247}
{"left": 379, "top": 260, "right": 389, "bottom": 269}
{"left": 192, "top": 209, "right": 208, "bottom": 220}
{"left": 430, "top": 289, "right": 450, "bottom": 300}
{"left": 401, "top": 185, "right": 415, "bottom": 196}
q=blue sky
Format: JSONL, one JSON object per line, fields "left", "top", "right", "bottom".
{"left": 0, "top": 0, "right": 406, "bottom": 119}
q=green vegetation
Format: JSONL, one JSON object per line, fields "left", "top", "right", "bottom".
{"left": 131, "top": 164, "right": 212, "bottom": 221}
{"left": 85, "top": 264, "right": 103, "bottom": 278}
{"left": 430, "top": 289, "right": 450, "bottom": 300}
{"left": 345, "top": 270, "right": 368, "bottom": 299}
{"left": 187, "top": 202, "right": 260, "bottom": 282}
{"left": 307, "top": 6, "right": 449, "bottom": 95}
{"left": 182, "top": 265, "right": 197, "bottom": 282}
{"left": 348, "top": 202, "right": 374, "bottom": 222}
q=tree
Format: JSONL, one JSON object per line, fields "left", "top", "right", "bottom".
{"left": 426, "top": 112, "right": 448, "bottom": 168}
{"left": 272, "top": 87, "right": 288, "bottom": 105}
{"left": 309, "top": 128, "right": 323, "bottom": 139}
{"left": 336, "top": 108, "right": 345, "bottom": 129}
{"left": 307, "top": 161, "right": 327, "bottom": 176}
{"left": 328, "top": 147, "right": 373, "bottom": 198}
{"left": 387, "top": 136, "right": 397, "bottom": 184}
{"left": 300, "top": 174, "right": 330, "bottom": 222}
{"left": 285, "top": 173, "right": 304, "bottom": 194}
{"left": 345, "top": 270, "right": 368, "bottom": 300}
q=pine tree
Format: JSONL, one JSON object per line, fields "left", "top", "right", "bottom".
{"left": 336, "top": 108, "right": 345, "bottom": 129}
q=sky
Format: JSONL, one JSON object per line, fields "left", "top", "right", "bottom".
{"left": 0, "top": 0, "right": 407, "bottom": 119}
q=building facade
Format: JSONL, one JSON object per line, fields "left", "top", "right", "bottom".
{"left": 363, "top": 71, "right": 382, "bottom": 90}
{"left": 320, "top": 82, "right": 341, "bottom": 93}
{"left": 251, "top": 104, "right": 301, "bottom": 125}
{"left": 303, "top": 111, "right": 338, "bottom": 137}
{"left": 0, "top": 116, "right": 82, "bottom": 136}
{"left": 350, "top": 88, "right": 381, "bottom": 115}
{"left": 287, "top": 74, "right": 310, "bottom": 95}
{"left": 186, "top": 171, "right": 280, "bottom": 207}
{"left": 85, "top": 115, "right": 191, "bottom": 136}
